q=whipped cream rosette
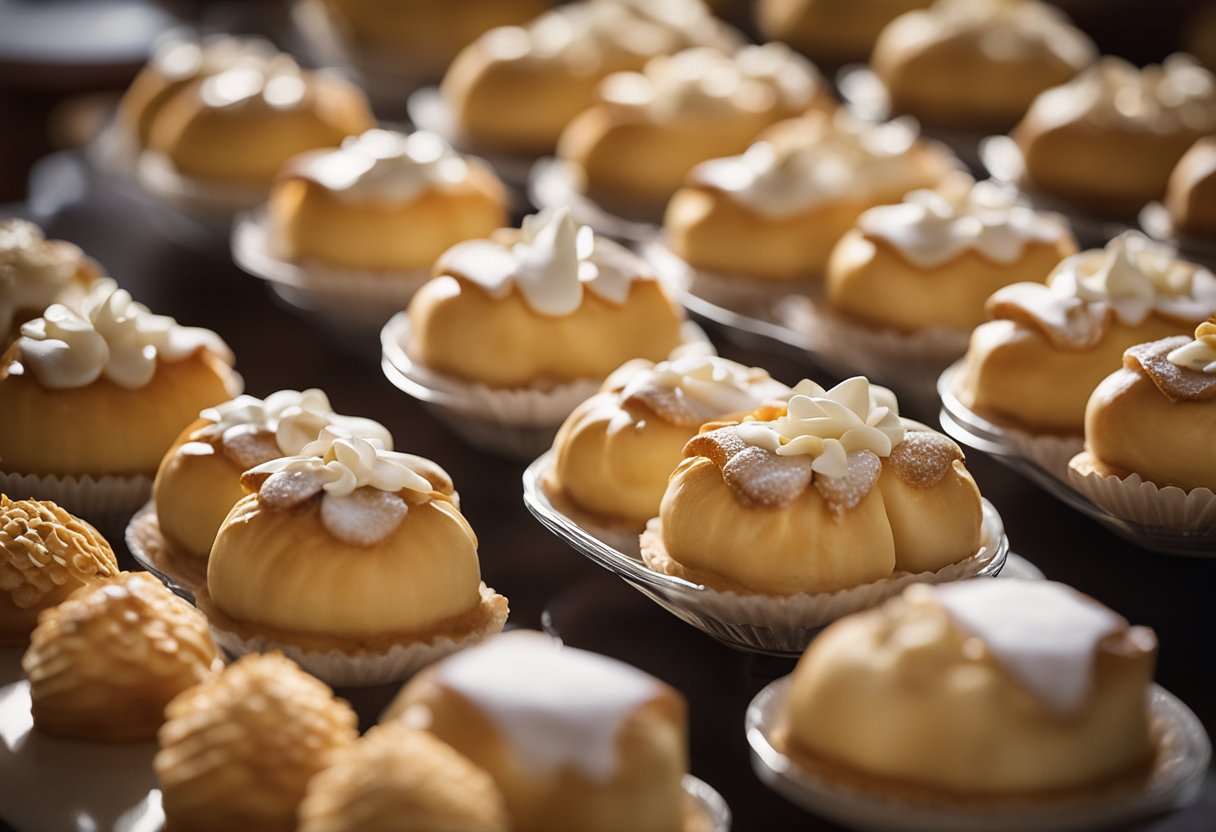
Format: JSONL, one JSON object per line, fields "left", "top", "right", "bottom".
{"left": 0, "top": 219, "right": 99, "bottom": 345}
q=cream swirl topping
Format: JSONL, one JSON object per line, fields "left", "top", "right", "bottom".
{"left": 858, "top": 174, "right": 1070, "bottom": 267}
{"left": 197, "top": 389, "right": 393, "bottom": 457}
{"left": 149, "top": 32, "right": 277, "bottom": 83}
{"left": 1168, "top": 320, "right": 1216, "bottom": 373}
{"left": 290, "top": 129, "right": 471, "bottom": 204}
{"left": 16, "top": 278, "right": 233, "bottom": 391}
{"left": 613, "top": 354, "right": 790, "bottom": 426}
{"left": 436, "top": 208, "right": 641, "bottom": 316}
{"left": 904, "top": 0, "right": 1095, "bottom": 66}
{"left": 199, "top": 53, "right": 310, "bottom": 111}
{"left": 736, "top": 377, "right": 905, "bottom": 478}
{"left": 0, "top": 219, "right": 89, "bottom": 336}
{"left": 250, "top": 428, "right": 432, "bottom": 499}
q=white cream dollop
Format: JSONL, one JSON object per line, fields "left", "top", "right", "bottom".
{"left": 736, "top": 377, "right": 906, "bottom": 478}
{"left": 16, "top": 278, "right": 233, "bottom": 391}
{"left": 858, "top": 175, "right": 1070, "bottom": 267}
{"left": 619, "top": 354, "right": 790, "bottom": 421}
{"left": 198, "top": 389, "right": 393, "bottom": 457}
{"left": 0, "top": 219, "right": 88, "bottom": 336}
{"left": 199, "top": 53, "right": 309, "bottom": 111}
{"left": 249, "top": 428, "right": 432, "bottom": 499}
{"left": 1168, "top": 320, "right": 1216, "bottom": 373}
{"left": 290, "top": 129, "right": 472, "bottom": 204}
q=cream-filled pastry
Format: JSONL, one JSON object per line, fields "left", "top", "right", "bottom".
{"left": 1071, "top": 320, "right": 1216, "bottom": 492}
{"left": 441, "top": 0, "right": 741, "bottom": 154}
{"left": 201, "top": 429, "right": 506, "bottom": 665}
{"left": 298, "top": 722, "right": 511, "bottom": 832}
{"left": 642, "top": 376, "right": 983, "bottom": 593}
{"left": 0, "top": 496, "right": 119, "bottom": 646}
{"left": 269, "top": 129, "right": 509, "bottom": 272}
{"left": 1165, "top": 136, "right": 1216, "bottom": 239}
{"left": 871, "top": 0, "right": 1095, "bottom": 130}
{"left": 22, "top": 572, "right": 223, "bottom": 742}
{"left": 386, "top": 630, "right": 697, "bottom": 832}
{"left": 0, "top": 218, "right": 99, "bottom": 346}
{"left": 782, "top": 580, "right": 1157, "bottom": 795}
{"left": 156, "top": 652, "right": 358, "bottom": 832}
{"left": 551, "top": 354, "right": 790, "bottom": 528}
{"left": 557, "top": 43, "right": 831, "bottom": 209}
{"left": 956, "top": 232, "right": 1216, "bottom": 434}
{"left": 665, "top": 110, "right": 958, "bottom": 280}
{"left": 153, "top": 389, "right": 395, "bottom": 567}
{"left": 756, "top": 0, "right": 933, "bottom": 67}
{"left": 1013, "top": 55, "right": 1216, "bottom": 214}
{"left": 408, "top": 208, "right": 687, "bottom": 387}
{"left": 0, "top": 278, "right": 240, "bottom": 477}
{"left": 826, "top": 175, "right": 1077, "bottom": 332}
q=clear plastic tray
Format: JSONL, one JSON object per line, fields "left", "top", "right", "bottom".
{"left": 528, "top": 156, "right": 662, "bottom": 243}
{"left": 124, "top": 501, "right": 203, "bottom": 604}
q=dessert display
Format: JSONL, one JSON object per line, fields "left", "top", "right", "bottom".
{"left": 385, "top": 629, "right": 717, "bottom": 832}
{"left": 437, "top": 0, "right": 741, "bottom": 156}
{"left": 1010, "top": 55, "right": 1216, "bottom": 215}
{"left": 662, "top": 110, "right": 959, "bottom": 281}
{"left": 155, "top": 652, "right": 358, "bottom": 832}
{"left": 554, "top": 43, "right": 831, "bottom": 215}
{"left": 1164, "top": 136, "right": 1216, "bottom": 240}
{"left": 199, "top": 428, "right": 508, "bottom": 685}
{"left": 0, "top": 218, "right": 99, "bottom": 346}
{"left": 549, "top": 354, "right": 791, "bottom": 533}
{"left": 755, "top": 0, "right": 934, "bottom": 67}
{"left": 0, "top": 496, "right": 119, "bottom": 646}
{"left": 297, "top": 721, "right": 511, "bottom": 832}
{"left": 870, "top": 0, "right": 1096, "bottom": 131}
{"left": 22, "top": 571, "right": 223, "bottom": 742}
{"left": 641, "top": 375, "right": 986, "bottom": 595}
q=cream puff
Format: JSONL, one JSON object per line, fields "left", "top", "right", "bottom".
{"left": 756, "top": 0, "right": 934, "bottom": 67}
{"left": 956, "top": 232, "right": 1216, "bottom": 434}
{"left": 0, "top": 218, "right": 99, "bottom": 346}
{"left": 641, "top": 376, "right": 984, "bottom": 594}
{"left": 665, "top": 110, "right": 959, "bottom": 280}
{"left": 1165, "top": 136, "right": 1216, "bottom": 239}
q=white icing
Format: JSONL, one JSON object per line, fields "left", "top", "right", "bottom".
{"left": 617, "top": 355, "right": 790, "bottom": 422}
{"left": 437, "top": 208, "right": 642, "bottom": 316}
{"left": 858, "top": 175, "right": 1070, "bottom": 267}
{"left": 198, "top": 54, "right": 309, "bottom": 111}
{"left": 248, "top": 428, "right": 433, "bottom": 499}
{"left": 148, "top": 33, "right": 277, "bottom": 83}
{"left": 291, "top": 129, "right": 472, "bottom": 204}
{"left": 901, "top": 0, "right": 1094, "bottom": 67}
{"left": 1048, "top": 231, "right": 1216, "bottom": 326}
{"left": 1168, "top": 320, "right": 1216, "bottom": 373}
{"left": 691, "top": 111, "right": 941, "bottom": 218}
{"left": 0, "top": 219, "right": 87, "bottom": 336}
{"left": 431, "top": 631, "right": 663, "bottom": 782}
{"left": 197, "top": 389, "right": 393, "bottom": 457}
{"left": 16, "top": 278, "right": 233, "bottom": 391}
{"left": 929, "top": 580, "right": 1126, "bottom": 718}
{"left": 600, "top": 43, "right": 818, "bottom": 120}
{"left": 736, "top": 377, "right": 905, "bottom": 478}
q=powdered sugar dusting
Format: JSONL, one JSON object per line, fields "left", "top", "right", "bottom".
{"left": 986, "top": 283, "right": 1110, "bottom": 351}
{"left": 259, "top": 469, "right": 327, "bottom": 510}
{"left": 722, "top": 445, "right": 815, "bottom": 509}
{"left": 1125, "top": 335, "right": 1216, "bottom": 402}
{"left": 319, "top": 487, "right": 409, "bottom": 546}
{"left": 624, "top": 385, "right": 704, "bottom": 426}
{"left": 220, "top": 425, "right": 284, "bottom": 469}
{"left": 812, "top": 450, "right": 881, "bottom": 518}
{"left": 889, "top": 431, "right": 965, "bottom": 488}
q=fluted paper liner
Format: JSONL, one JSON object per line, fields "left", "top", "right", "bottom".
{"left": 0, "top": 470, "right": 151, "bottom": 537}
{"left": 125, "top": 502, "right": 208, "bottom": 599}
{"left": 1067, "top": 457, "right": 1216, "bottom": 535}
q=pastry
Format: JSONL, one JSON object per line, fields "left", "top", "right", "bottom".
{"left": 268, "top": 128, "right": 509, "bottom": 272}
{"left": 297, "top": 721, "right": 511, "bottom": 832}
{"left": 550, "top": 354, "right": 790, "bottom": 528}
{"left": 385, "top": 630, "right": 698, "bottom": 832}
{"left": 557, "top": 43, "right": 831, "bottom": 210}
{"left": 1012, "top": 55, "right": 1216, "bottom": 214}
{"left": 0, "top": 218, "right": 99, "bottom": 346}
{"left": 826, "top": 174, "right": 1077, "bottom": 333}
{"left": 22, "top": 571, "right": 223, "bottom": 742}
{"left": 781, "top": 580, "right": 1157, "bottom": 795}
{"left": 871, "top": 0, "right": 1096, "bottom": 130}
{"left": 152, "top": 389, "right": 395, "bottom": 572}
{"left": 156, "top": 652, "right": 358, "bottom": 832}
{"left": 440, "top": 0, "right": 741, "bottom": 154}
{"left": 0, "top": 278, "right": 240, "bottom": 478}
{"left": 199, "top": 428, "right": 507, "bottom": 680}
{"left": 0, "top": 496, "right": 118, "bottom": 646}
{"left": 664, "top": 110, "right": 958, "bottom": 280}
{"left": 955, "top": 232, "right": 1216, "bottom": 434}
{"left": 1165, "top": 136, "right": 1216, "bottom": 239}
{"left": 1071, "top": 320, "right": 1216, "bottom": 493}
{"left": 407, "top": 208, "right": 688, "bottom": 387}
{"left": 641, "top": 375, "right": 984, "bottom": 593}
{"left": 756, "top": 0, "right": 933, "bottom": 67}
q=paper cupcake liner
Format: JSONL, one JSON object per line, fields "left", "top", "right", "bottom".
{"left": 528, "top": 157, "right": 663, "bottom": 243}
{"left": 207, "top": 583, "right": 509, "bottom": 687}
{"left": 1066, "top": 458, "right": 1216, "bottom": 536}
{"left": 0, "top": 470, "right": 151, "bottom": 541}
{"left": 124, "top": 502, "right": 208, "bottom": 601}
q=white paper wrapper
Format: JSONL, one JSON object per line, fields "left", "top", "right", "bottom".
{"left": 124, "top": 502, "right": 208, "bottom": 599}
{"left": 0, "top": 470, "right": 151, "bottom": 539}
{"left": 529, "top": 157, "right": 663, "bottom": 243}
{"left": 1067, "top": 456, "right": 1216, "bottom": 535}
{"left": 207, "top": 583, "right": 509, "bottom": 687}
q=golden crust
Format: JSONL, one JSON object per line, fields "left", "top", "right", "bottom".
{"left": 756, "top": 0, "right": 934, "bottom": 67}
{"left": 152, "top": 418, "right": 246, "bottom": 561}
{"left": 1165, "top": 136, "right": 1216, "bottom": 237}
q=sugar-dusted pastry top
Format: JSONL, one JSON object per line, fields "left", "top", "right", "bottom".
{"left": 690, "top": 111, "right": 951, "bottom": 218}
{"left": 1116, "top": 320, "right": 1216, "bottom": 403}
{"left": 1026, "top": 54, "right": 1216, "bottom": 135}
{"left": 986, "top": 231, "right": 1216, "bottom": 350}
{"left": 599, "top": 43, "right": 821, "bottom": 121}
{"left": 285, "top": 129, "right": 477, "bottom": 204}
{"left": 0, "top": 219, "right": 93, "bottom": 336}
{"left": 434, "top": 207, "right": 648, "bottom": 316}
{"left": 857, "top": 174, "right": 1071, "bottom": 267}
{"left": 0, "top": 495, "right": 118, "bottom": 610}
{"left": 13, "top": 278, "right": 234, "bottom": 391}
